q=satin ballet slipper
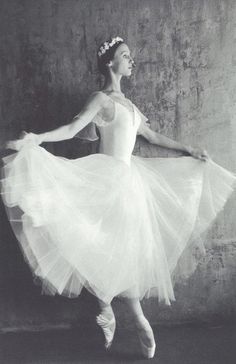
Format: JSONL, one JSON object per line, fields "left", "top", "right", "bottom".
{"left": 135, "top": 315, "right": 156, "bottom": 359}
{"left": 96, "top": 312, "right": 116, "bottom": 350}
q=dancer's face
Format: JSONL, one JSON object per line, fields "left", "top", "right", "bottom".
{"left": 109, "top": 43, "right": 134, "bottom": 76}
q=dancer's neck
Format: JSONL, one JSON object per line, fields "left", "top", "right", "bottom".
{"left": 102, "top": 73, "right": 123, "bottom": 95}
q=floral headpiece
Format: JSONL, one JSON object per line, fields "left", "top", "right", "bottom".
{"left": 97, "top": 36, "right": 124, "bottom": 57}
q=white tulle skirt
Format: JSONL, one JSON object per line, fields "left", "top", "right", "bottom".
{"left": 1, "top": 143, "right": 236, "bottom": 305}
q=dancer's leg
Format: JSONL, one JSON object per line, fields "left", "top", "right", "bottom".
{"left": 122, "top": 297, "right": 155, "bottom": 352}
{"left": 122, "top": 297, "right": 146, "bottom": 324}
{"left": 96, "top": 298, "right": 116, "bottom": 349}
{"left": 97, "top": 298, "right": 114, "bottom": 319}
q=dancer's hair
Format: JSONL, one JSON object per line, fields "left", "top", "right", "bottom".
{"left": 97, "top": 36, "right": 124, "bottom": 76}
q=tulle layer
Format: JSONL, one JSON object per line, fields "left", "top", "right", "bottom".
{"left": 1, "top": 144, "right": 236, "bottom": 305}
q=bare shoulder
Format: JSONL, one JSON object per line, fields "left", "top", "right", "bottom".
{"left": 85, "top": 91, "right": 110, "bottom": 109}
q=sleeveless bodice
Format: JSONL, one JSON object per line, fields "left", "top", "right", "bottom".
{"left": 96, "top": 92, "right": 142, "bottom": 166}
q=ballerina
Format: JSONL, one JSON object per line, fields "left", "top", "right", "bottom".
{"left": 1, "top": 36, "right": 236, "bottom": 359}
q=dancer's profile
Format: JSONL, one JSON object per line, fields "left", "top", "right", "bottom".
{"left": 1, "top": 36, "right": 236, "bottom": 359}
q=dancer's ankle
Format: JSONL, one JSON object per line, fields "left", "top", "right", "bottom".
{"left": 100, "top": 304, "right": 114, "bottom": 320}
{"left": 135, "top": 315, "right": 155, "bottom": 350}
{"left": 133, "top": 314, "right": 148, "bottom": 326}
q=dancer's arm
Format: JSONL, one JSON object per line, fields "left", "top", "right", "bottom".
{"left": 6, "top": 92, "right": 106, "bottom": 150}
{"left": 137, "top": 120, "right": 209, "bottom": 161}
{"left": 37, "top": 92, "right": 105, "bottom": 143}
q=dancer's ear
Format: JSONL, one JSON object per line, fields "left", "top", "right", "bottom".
{"left": 106, "top": 60, "right": 113, "bottom": 68}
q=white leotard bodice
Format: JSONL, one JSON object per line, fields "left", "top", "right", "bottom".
{"left": 94, "top": 92, "right": 143, "bottom": 166}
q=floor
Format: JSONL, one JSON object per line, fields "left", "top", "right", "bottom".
{"left": 0, "top": 323, "right": 236, "bottom": 364}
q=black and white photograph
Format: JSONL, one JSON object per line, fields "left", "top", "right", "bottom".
{"left": 0, "top": 0, "right": 236, "bottom": 363}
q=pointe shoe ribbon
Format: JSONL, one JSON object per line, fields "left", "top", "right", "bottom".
{"left": 96, "top": 313, "right": 116, "bottom": 349}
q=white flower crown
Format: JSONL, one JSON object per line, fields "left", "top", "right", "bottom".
{"left": 97, "top": 36, "right": 124, "bottom": 57}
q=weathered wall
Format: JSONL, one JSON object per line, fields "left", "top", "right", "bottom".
{"left": 0, "top": 0, "right": 236, "bottom": 331}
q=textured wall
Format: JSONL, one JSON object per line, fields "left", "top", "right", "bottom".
{"left": 0, "top": 0, "right": 236, "bottom": 331}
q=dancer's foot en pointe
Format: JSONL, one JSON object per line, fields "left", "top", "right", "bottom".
{"left": 135, "top": 315, "right": 156, "bottom": 359}
{"left": 96, "top": 304, "right": 116, "bottom": 350}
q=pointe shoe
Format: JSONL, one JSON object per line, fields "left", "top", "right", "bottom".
{"left": 96, "top": 312, "right": 116, "bottom": 350}
{"left": 135, "top": 316, "right": 156, "bottom": 359}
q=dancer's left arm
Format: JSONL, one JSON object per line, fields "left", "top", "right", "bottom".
{"left": 5, "top": 92, "right": 106, "bottom": 151}
{"left": 137, "top": 120, "right": 209, "bottom": 161}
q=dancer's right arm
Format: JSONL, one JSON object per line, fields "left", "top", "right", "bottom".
{"left": 37, "top": 92, "right": 105, "bottom": 143}
{"left": 6, "top": 92, "right": 106, "bottom": 150}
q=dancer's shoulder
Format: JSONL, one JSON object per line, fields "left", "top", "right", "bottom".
{"left": 87, "top": 91, "right": 111, "bottom": 107}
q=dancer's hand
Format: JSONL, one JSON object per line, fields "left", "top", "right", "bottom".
{"left": 185, "top": 146, "right": 209, "bottom": 161}
{"left": 6, "top": 131, "right": 41, "bottom": 151}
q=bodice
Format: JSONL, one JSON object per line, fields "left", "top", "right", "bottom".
{"left": 96, "top": 92, "right": 142, "bottom": 165}
{"left": 74, "top": 91, "right": 149, "bottom": 166}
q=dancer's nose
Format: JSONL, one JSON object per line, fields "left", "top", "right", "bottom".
{"left": 130, "top": 58, "right": 136, "bottom": 68}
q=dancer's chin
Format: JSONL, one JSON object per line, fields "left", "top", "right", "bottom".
{"left": 125, "top": 69, "right": 132, "bottom": 77}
